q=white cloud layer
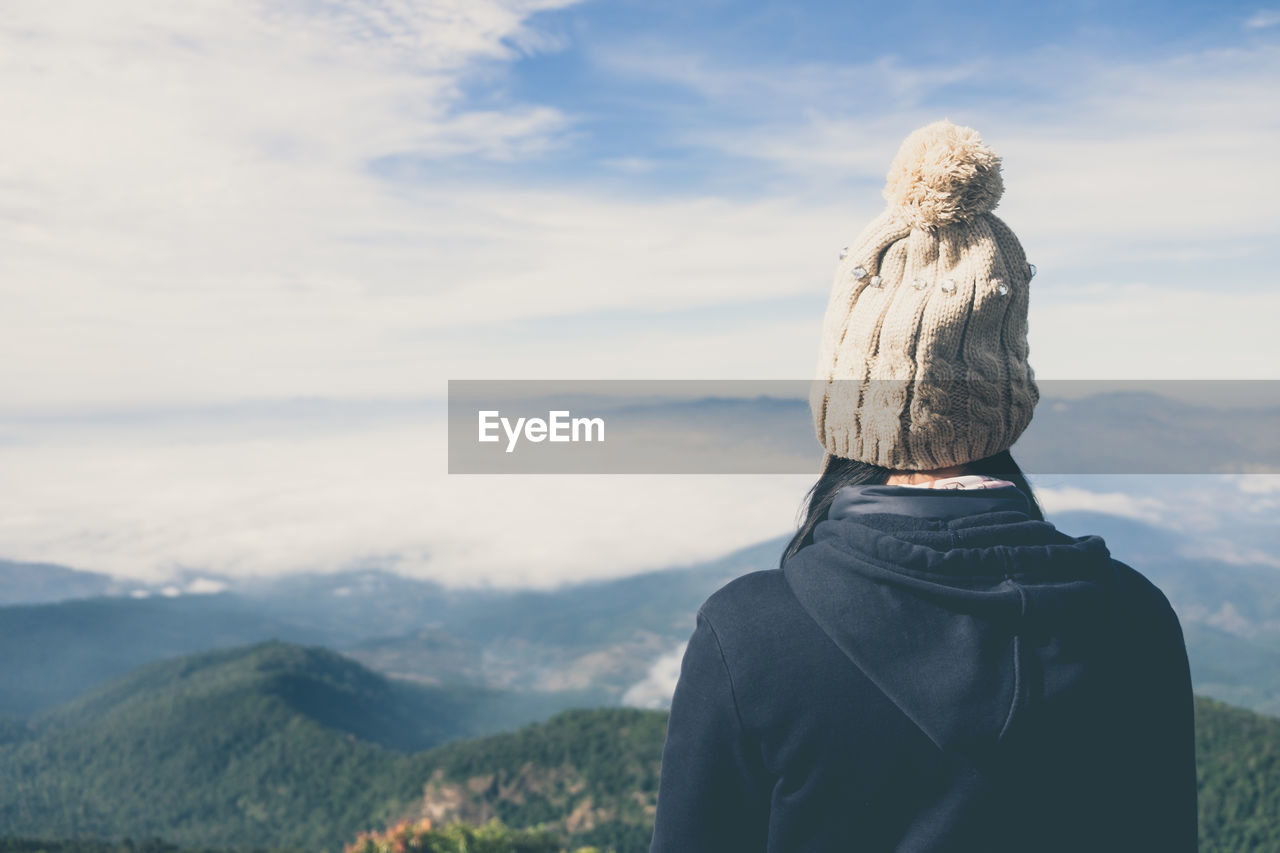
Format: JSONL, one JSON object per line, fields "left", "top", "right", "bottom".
{"left": 0, "top": 414, "right": 811, "bottom": 586}
{"left": 2, "top": 408, "right": 1274, "bottom": 589}
{"left": 1034, "top": 486, "right": 1170, "bottom": 525}
{"left": 622, "top": 643, "right": 687, "bottom": 710}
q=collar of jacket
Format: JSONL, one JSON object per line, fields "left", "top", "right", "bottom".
{"left": 828, "top": 482, "right": 1032, "bottom": 522}
{"left": 815, "top": 483, "right": 1109, "bottom": 579}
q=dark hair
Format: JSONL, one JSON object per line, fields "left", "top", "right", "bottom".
{"left": 779, "top": 449, "right": 1043, "bottom": 567}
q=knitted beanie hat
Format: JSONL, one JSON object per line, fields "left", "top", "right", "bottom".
{"left": 811, "top": 119, "right": 1038, "bottom": 470}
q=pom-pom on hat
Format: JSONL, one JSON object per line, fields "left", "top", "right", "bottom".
{"left": 883, "top": 121, "right": 1004, "bottom": 229}
{"left": 811, "top": 119, "right": 1039, "bottom": 470}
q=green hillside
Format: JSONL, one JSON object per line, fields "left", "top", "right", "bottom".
{"left": 2, "top": 643, "right": 1277, "bottom": 853}
{"left": 405, "top": 708, "right": 665, "bottom": 853}
{"left": 1196, "top": 697, "right": 1280, "bottom": 852}
{"left": 0, "top": 642, "right": 595, "bottom": 850}
{"left": 0, "top": 596, "right": 324, "bottom": 716}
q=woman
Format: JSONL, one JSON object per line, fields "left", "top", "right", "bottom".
{"left": 649, "top": 121, "right": 1197, "bottom": 852}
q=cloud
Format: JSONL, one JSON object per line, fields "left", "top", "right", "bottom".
{"left": 1229, "top": 474, "right": 1280, "bottom": 494}
{"left": 0, "top": 0, "right": 851, "bottom": 412}
{"left": 1176, "top": 540, "right": 1280, "bottom": 570}
{"left": 597, "top": 42, "right": 987, "bottom": 110}
{"left": 1245, "top": 10, "right": 1280, "bottom": 29}
{"left": 3, "top": 407, "right": 1274, "bottom": 591}
{"left": 635, "top": 43, "right": 1280, "bottom": 261}
{"left": 3, "top": 3, "right": 1279, "bottom": 417}
{"left": 0, "top": 0, "right": 585, "bottom": 410}
{"left": 0, "top": 184, "right": 849, "bottom": 411}
{"left": 1035, "top": 486, "right": 1170, "bottom": 524}
{"left": 186, "top": 576, "right": 230, "bottom": 594}
{"left": 0, "top": 411, "right": 811, "bottom": 586}
{"left": 995, "top": 47, "right": 1280, "bottom": 259}
{"left": 622, "top": 643, "right": 686, "bottom": 709}
{"left": 1026, "top": 284, "right": 1280, "bottom": 379}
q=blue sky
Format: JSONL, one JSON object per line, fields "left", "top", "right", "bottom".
{"left": 361, "top": 0, "right": 1280, "bottom": 382}
{"left": 0, "top": 0, "right": 1277, "bottom": 585}
{"left": 411, "top": 0, "right": 1279, "bottom": 195}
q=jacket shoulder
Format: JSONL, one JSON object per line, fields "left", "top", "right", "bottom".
{"left": 1108, "top": 558, "right": 1186, "bottom": 641}
{"left": 696, "top": 568, "right": 832, "bottom": 663}
{"left": 698, "top": 568, "right": 792, "bottom": 623}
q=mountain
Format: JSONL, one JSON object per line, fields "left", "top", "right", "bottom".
{"left": 341, "top": 626, "right": 488, "bottom": 687}
{"left": 1015, "top": 390, "right": 1280, "bottom": 474}
{"left": 1183, "top": 623, "right": 1280, "bottom": 719}
{"left": 5, "top": 506, "right": 1279, "bottom": 718}
{"left": 246, "top": 539, "right": 779, "bottom": 693}
{"left": 407, "top": 707, "right": 665, "bottom": 853}
{"left": 0, "top": 560, "right": 121, "bottom": 605}
{"left": 233, "top": 569, "right": 463, "bottom": 646}
{"left": 0, "top": 595, "right": 325, "bottom": 716}
{"left": 0, "top": 539, "right": 776, "bottom": 718}
{"left": 343, "top": 517, "right": 1280, "bottom": 715}
{"left": 0, "top": 641, "right": 597, "bottom": 849}
{"left": 394, "top": 538, "right": 782, "bottom": 697}
{"left": 1, "top": 638, "right": 1276, "bottom": 853}
{"left": 1195, "top": 698, "right": 1280, "bottom": 852}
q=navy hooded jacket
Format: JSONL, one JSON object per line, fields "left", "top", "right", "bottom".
{"left": 649, "top": 484, "right": 1197, "bottom": 852}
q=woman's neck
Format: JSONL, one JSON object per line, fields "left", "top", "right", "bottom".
{"left": 884, "top": 464, "right": 970, "bottom": 486}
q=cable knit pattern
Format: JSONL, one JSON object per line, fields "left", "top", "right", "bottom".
{"left": 812, "top": 120, "right": 1039, "bottom": 469}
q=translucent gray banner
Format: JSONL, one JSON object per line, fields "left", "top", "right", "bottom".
{"left": 447, "top": 380, "right": 1280, "bottom": 474}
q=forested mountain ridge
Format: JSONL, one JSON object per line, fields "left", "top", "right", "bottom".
{"left": 0, "top": 641, "right": 597, "bottom": 849}
{"left": 407, "top": 708, "right": 665, "bottom": 853}
{"left": 1, "top": 641, "right": 1276, "bottom": 853}
{"left": 1194, "top": 697, "right": 1280, "bottom": 852}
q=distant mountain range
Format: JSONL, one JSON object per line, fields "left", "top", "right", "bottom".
{"left": 0, "top": 640, "right": 1275, "bottom": 853}
{"left": 4, "top": 512, "right": 1280, "bottom": 717}
{"left": 1015, "top": 389, "right": 1280, "bottom": 474}
{"left": 0, "top": 594, "right": 325, "bottom": 716}
{"left": 0, "top": 560, "right": 122, "bottom": 605}
{"left": 0, "top": 538, "right": 772, "bottom": 717}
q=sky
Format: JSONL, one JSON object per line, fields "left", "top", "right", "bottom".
{"left": 1, "top": 0, "right": 1278, "bottom": 587}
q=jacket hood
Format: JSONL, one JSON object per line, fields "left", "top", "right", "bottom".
{"left": 782, "top": 484, "right": 1117, "bottom": 761}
